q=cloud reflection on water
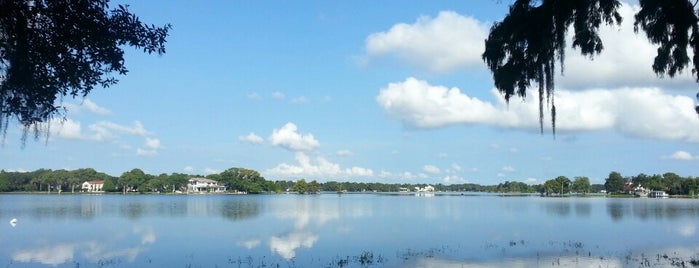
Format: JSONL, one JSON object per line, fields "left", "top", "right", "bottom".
{"left": 11, "top": 225, "right": 156, "bottom": 266}
{"left": 269, "top": 231, "right": 319, "bottom": 259}
{"left": 12, "top": 243, "right": 76, "bottom": 265}
{"left": 234, "top": 196, "right": 347, "bottom": 260}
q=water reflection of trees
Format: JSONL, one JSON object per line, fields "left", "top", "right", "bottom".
{"left": 574, "top": 202, "right": 591, "bottom": 218}
{"left": 606, "top": 200, "right": 699, "bottom": 221}
{"left": 120, "top": 202, "right": 145, "bottom": 219}
{"left": 5, "top": 196, "right": 262, "bottom": 221}
{"left": 544, "top": 201, "right": 571, "bottom": 216}
{"left": 221, "top": 199, "right": 260, "bottom": 220}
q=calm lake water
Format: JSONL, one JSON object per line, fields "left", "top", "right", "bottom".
{"left": 1, "top": 193, "right": 699, "bottom": 267}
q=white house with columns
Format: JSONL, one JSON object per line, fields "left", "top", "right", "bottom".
{"left": 82, "top": 180, "right": 104, "bottom": 192}
{"left": 187, "top": 177, "right": 226, "bottom": 193}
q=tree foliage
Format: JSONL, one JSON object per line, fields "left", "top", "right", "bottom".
{"left": 219, "top": 167, "right": 277, "bottom": 194}
{"left": 542, "top": 176, "right": 572, "bottom": 195}
{"left": 483, "top": 0, "right": 622, "bottom": 135}
{"left": 604, "top": 171, "right": 626, "bottom": 193}
{"left": 2, "top": 168, "right": 698, "bottom": 197}
{"left": 634, "top": 0, "right": 699, "bottom": 80}
{"left": 572, "top": 176, "right": 591, "bottom": 194}
{"left": 483, "top": 0, "right": 699, "bottom": 134}
{"left": 494, "top": 181, "right": 537, "bottom": 193}
{"left": 0, "top": 0, "right": 170, "bottom": 142}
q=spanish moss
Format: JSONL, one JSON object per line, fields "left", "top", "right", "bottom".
{"left": 482, "top": 0, "right": 622, "bottom": 136}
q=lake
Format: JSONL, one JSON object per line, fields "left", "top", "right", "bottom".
{"left": 1, "top": 193, "right": 699, "bottom": 267}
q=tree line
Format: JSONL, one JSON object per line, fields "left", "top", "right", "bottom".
{"left": 603, "top": 171, "right": 699, "bottom": 196}
{"left": 0, "top": 168, "right": 695, "bottom": 196}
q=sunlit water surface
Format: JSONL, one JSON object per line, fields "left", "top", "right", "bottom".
{"left": 1, "top": 193, "right": 699, "bottom": 267}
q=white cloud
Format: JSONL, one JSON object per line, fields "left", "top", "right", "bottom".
{"left": 47, "top": 118, "right": 84, "bottom": 140}
{"left": 265, "top": 152, "right": 373, "bottom": 179}
{"left": 247, "top": 92, "right": 262, "bottom": 100}
{"left": 524, "top": 178, "right": 538, "bottom": 184}
{"left": 269, "top": 122, "right": 320, "bottom": 152}
{"left": 336, "top": 149, "right": 353, "bottom": 157}
{"left": 144, "top": 138, "right": 161, "bottom": 150}
{"left": 82, "top": 99, "right": 111, "bottom": 115}
{"left": 557, "top": 3, "right": 695, "bottom": 89}
{"left": 64, "top": 99, "right": 111, "bottom": 116}
{"left": 89, "top": 121, "right": 150, "bottom": 141}
{"left": 43, "top": 119, "right": 159, "bottom": 147}
{"left": 502, "top": 166, "right": 516, "bottom": 173}
{"left": 443, "top": 175, "right": 466, "bottom": 184}
{"left": 664, "top": 151, "right": 696, "bottom": 161}
{"left": 239, "top": 132, "right": 264, "bottom": 144}
{"left": 451, "top": 163, "right": 463, "bottom": 172}
{"left": 363, "top": 4, "right": 695, "bottom": 90}
{"left": 377, "top": 77, "right": 699, "bottom": 142}
{"left": 423, "top": 165, "right": 441, "bottom": 174}
{"left": 183, "top": 166, "right": 194, "bottom": 173}
{"left": 345, "top": 167, "right": 374, "bottom": 177}
{"left": 271, "top": 91, "right": 286, "bottom": 100}
{"left": 136, "top": 137, "right": 161, "bottom": 157}
{"left": 291, "top": 96, "right": 308, "bottom": 104}
{"left": 203, "top": 168, "right": 220, "bottom": 175}
{"left": 364, "top": 11, "right": 488, "bottom": 73}
{"left": 401, "top": 172, "right": 418, "bottom": 180}
{"left": 136, "top": 148, "right": 157, "bottom": 157}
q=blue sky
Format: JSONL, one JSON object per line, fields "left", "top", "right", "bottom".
{"left": 2, "top": 1, "right": 698, "bottom": 185}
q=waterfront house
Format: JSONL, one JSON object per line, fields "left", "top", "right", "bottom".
{"left": 649, "top": 190, "right": 669, "bottom": 198}
{"left": 414, "top": 185, "right": 435, "bottom": 192}
{"left": 187, "top": 177, "right": 227, "bottom": 193}
{"left": 82, "top": 180, "right": 104, "bottom": 192}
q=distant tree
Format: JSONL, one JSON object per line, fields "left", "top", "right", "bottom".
{"left": 590, "top": 184, "right": 605, "bottom": 193}
{"left": 681, "top": 177, "right": 699, "bottom": 197}
{"left": 541, "top": 179, "right": 559, "bottom": 195}
{"left": 0, "top": 0, "right": 171, "bottom": 143}
{"left": 146, "top": 173, "right": 168, "bottom": 192}
{"left": 483, "top": 0, "right": 699, "bottom": 134}
{"left": 604, "top": 171, "right": 626, "bottom": 193}
{"left": 323, "top": 181, "right": 342, "bottom": 192}
{"left": 663, "top": 172, "right": 683, "bottom": 195}
{"left": 495, "top": 181, "right": 536, "bottom": 193}
{"left": 275, "top": 180, "right": 295, "bottom": 192}
{"left": 219, "top": 167, "right": 270, "bottom": 193}
{"left": 167, "top": 173, "right": 189, "bottom": 192}
{"left": 571, "top": 176, "right": 591, "bottom": 194}
{"left": 102, "top": 178, "right": 117, "bottom": 192}
{"left": 631, "top": 173, "right": 651, "bottom": 188}
{"left": 119, "top": 168, "right": 147, "bottom": 194}
{"left": 307, "top": 180, "right": 320, "bottom": 194}
{"left": 293, "top": 179, "right": 309, "bottom": 194}
{"left": 553, "top": 176, "right": 571, "bottom": 195}
{"left": 0, "top": 172, "right": 8, "bottom": 192}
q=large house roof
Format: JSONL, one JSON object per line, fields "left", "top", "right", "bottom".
{"left": 188, "top": 177, "right": 218, "bottom": 183}
{"left": 84, "top": 180, "right": 105, "bottom": 184}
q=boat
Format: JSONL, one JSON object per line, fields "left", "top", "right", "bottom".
{"left": 649, "top": 191, "right": 669, "bottom": 198}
